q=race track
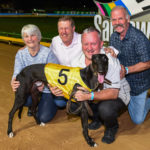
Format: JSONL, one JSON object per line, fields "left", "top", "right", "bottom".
{"left": 0, "top": 42, "right": 150, "bottom": 150}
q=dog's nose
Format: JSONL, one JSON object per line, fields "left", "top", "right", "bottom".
{"left": 98, "top": 71, "right": 104, "bottom": 75}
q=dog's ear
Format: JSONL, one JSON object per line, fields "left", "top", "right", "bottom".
{"left": 102, "top": 54, "right": 109, "bottom": 63}
{"left": 92, "top": 54, "right": 101, "bottom": 65}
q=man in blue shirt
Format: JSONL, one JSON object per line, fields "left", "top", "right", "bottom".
{"left": 110, "top": 6, "right": 150, "bottom": 124}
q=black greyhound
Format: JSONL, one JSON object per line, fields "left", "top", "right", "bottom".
{"left": 7, "top": 54, "right": 110, "bottom": 147}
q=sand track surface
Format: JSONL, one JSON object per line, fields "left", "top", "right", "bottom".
{"left": 0, "top": 43, "right": 150, "bottom": 150}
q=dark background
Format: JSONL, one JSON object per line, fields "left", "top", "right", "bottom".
{"left": 0, "top": 0, "right": 97, "bottom": 13}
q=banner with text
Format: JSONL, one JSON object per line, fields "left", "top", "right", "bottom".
{"left": 93, "top": 0, "right": 150, "bottom": 41}
{"left": 94, "top": 14, "right": 150, "bottom": 41}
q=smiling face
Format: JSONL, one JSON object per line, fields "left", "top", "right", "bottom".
{"left": 82, "top": 31, "right": 104, "bottom": 63}
{"left": 21, "top": 24, "right": 41, "bottom": 50}
{"left": 23, "top": 33, "right": 40, "bottom": 49}
{"left": 58, "top": 20, "right": 75, "bottom": 46}
{"left": 111, "top": 7, "right": 130, "bottom": 37}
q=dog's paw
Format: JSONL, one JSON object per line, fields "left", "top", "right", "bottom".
{"left": 8, "top": 132, "right": 14, "bottom": 138}
{"left": 90, "top": 142, "right": 98, "bottom": 147}
{"left": 88, "top": 139, "right": 98, "bottom": 147}
{"left": 93, "top": 143, "right": 98, "bottom": 147}
{"left": 40, "top": 122, "right": 45, "bottom": 126}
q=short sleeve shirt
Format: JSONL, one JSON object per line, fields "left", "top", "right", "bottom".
{"left": 71, "top": 48, "right": 131, "bottom": 105}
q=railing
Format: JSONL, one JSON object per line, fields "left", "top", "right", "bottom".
{"left": 0, "top": 32, "right": 51, "bottom": 43}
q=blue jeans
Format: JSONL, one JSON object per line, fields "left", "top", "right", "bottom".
{"left": 53, "top": 96, "right": 67, "bottom": 108}
{"left": 25, "top": 93, "right": 57, "bottom": 123}
{"left": 128, "top": 90, "right": 150, "bottom": 124}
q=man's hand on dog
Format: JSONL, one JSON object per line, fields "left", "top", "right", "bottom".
{"left": 74, "top": 87, "right": 91, "bottom": 101}
{"left": 48, "top": 85, "right": 64, "bottom": 96}
{"left": 11, "top": 78, "right": 20, "bottom": 92}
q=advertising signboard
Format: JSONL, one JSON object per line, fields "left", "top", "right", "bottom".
{"left": 93, "top": 0, "right": 150, "bottom": 41}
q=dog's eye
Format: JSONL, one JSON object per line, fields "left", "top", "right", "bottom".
{"left": 103, "top": 56, "right": 108, "bottom": 62}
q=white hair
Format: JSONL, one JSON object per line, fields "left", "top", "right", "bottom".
{"left": 82, "top": 26, "right": 102, "bottom": 40}
{"left": 111, "top": 6, "right": 130, "bottom": 20}
{"left": 21, "top": 24, "right": 42, "bottom": 41}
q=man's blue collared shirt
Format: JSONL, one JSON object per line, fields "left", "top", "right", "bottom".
{"left": 110, "top": 24, "right": 150, "bottom": 96}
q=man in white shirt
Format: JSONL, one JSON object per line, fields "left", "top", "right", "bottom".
{"left": 71, "top": 27, "right": 130, "bottom": 144}
{"left": 49, "top": 16, "right": 83, "bottom": 106}
{"left": 50, "top": 16, "right": 83, "bottom": 66}
{"left": 49, "top": 16, "right": 118, "bottom": 98}
{"left": 49, "top": 18, "right": 130, "bottom": 144}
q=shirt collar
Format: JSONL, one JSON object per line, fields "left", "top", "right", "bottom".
{"left": 114, "top": 23, "right": 132, "bottom": 41}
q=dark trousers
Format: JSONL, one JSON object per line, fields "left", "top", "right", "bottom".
{"left": 70, "top": 98, "right": 126, "bottom": 129}
{"left": 91, "top": 98, "right": 126, "bottom": 128}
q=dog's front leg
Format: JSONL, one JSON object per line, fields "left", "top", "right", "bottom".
{"left": 81, "top": 102, "right": 97, "bottom": 147}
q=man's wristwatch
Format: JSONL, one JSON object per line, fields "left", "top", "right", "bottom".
{"left": 125, "top": 67, "right": 129, "bottom": 74}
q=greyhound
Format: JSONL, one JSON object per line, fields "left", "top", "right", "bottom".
{"left": 7, "top": 54, "right": 111, "bottom": 147}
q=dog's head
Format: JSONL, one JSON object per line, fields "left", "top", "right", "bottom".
{"left": 91, "top": 54, "right": 108, "bottom": 84}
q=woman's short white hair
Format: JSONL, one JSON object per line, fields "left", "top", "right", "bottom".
{"left": 21, "top": 24, "right": 42, "bottom": 41}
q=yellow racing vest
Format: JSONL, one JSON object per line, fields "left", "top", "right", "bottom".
{"left": 44, "top": 63, "right": 91, "bottom": 101}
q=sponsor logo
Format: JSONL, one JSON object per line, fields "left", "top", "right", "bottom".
{"left": 93, "top": 0, "right": 150, "bottom": 19}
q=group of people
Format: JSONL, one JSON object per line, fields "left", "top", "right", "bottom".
{"left": 11, "top": 6, "right": 150, "bottom": 144}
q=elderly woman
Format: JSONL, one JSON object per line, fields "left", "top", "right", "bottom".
{"left": 11, "top": 24, "right": 66, "bottom": 123}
